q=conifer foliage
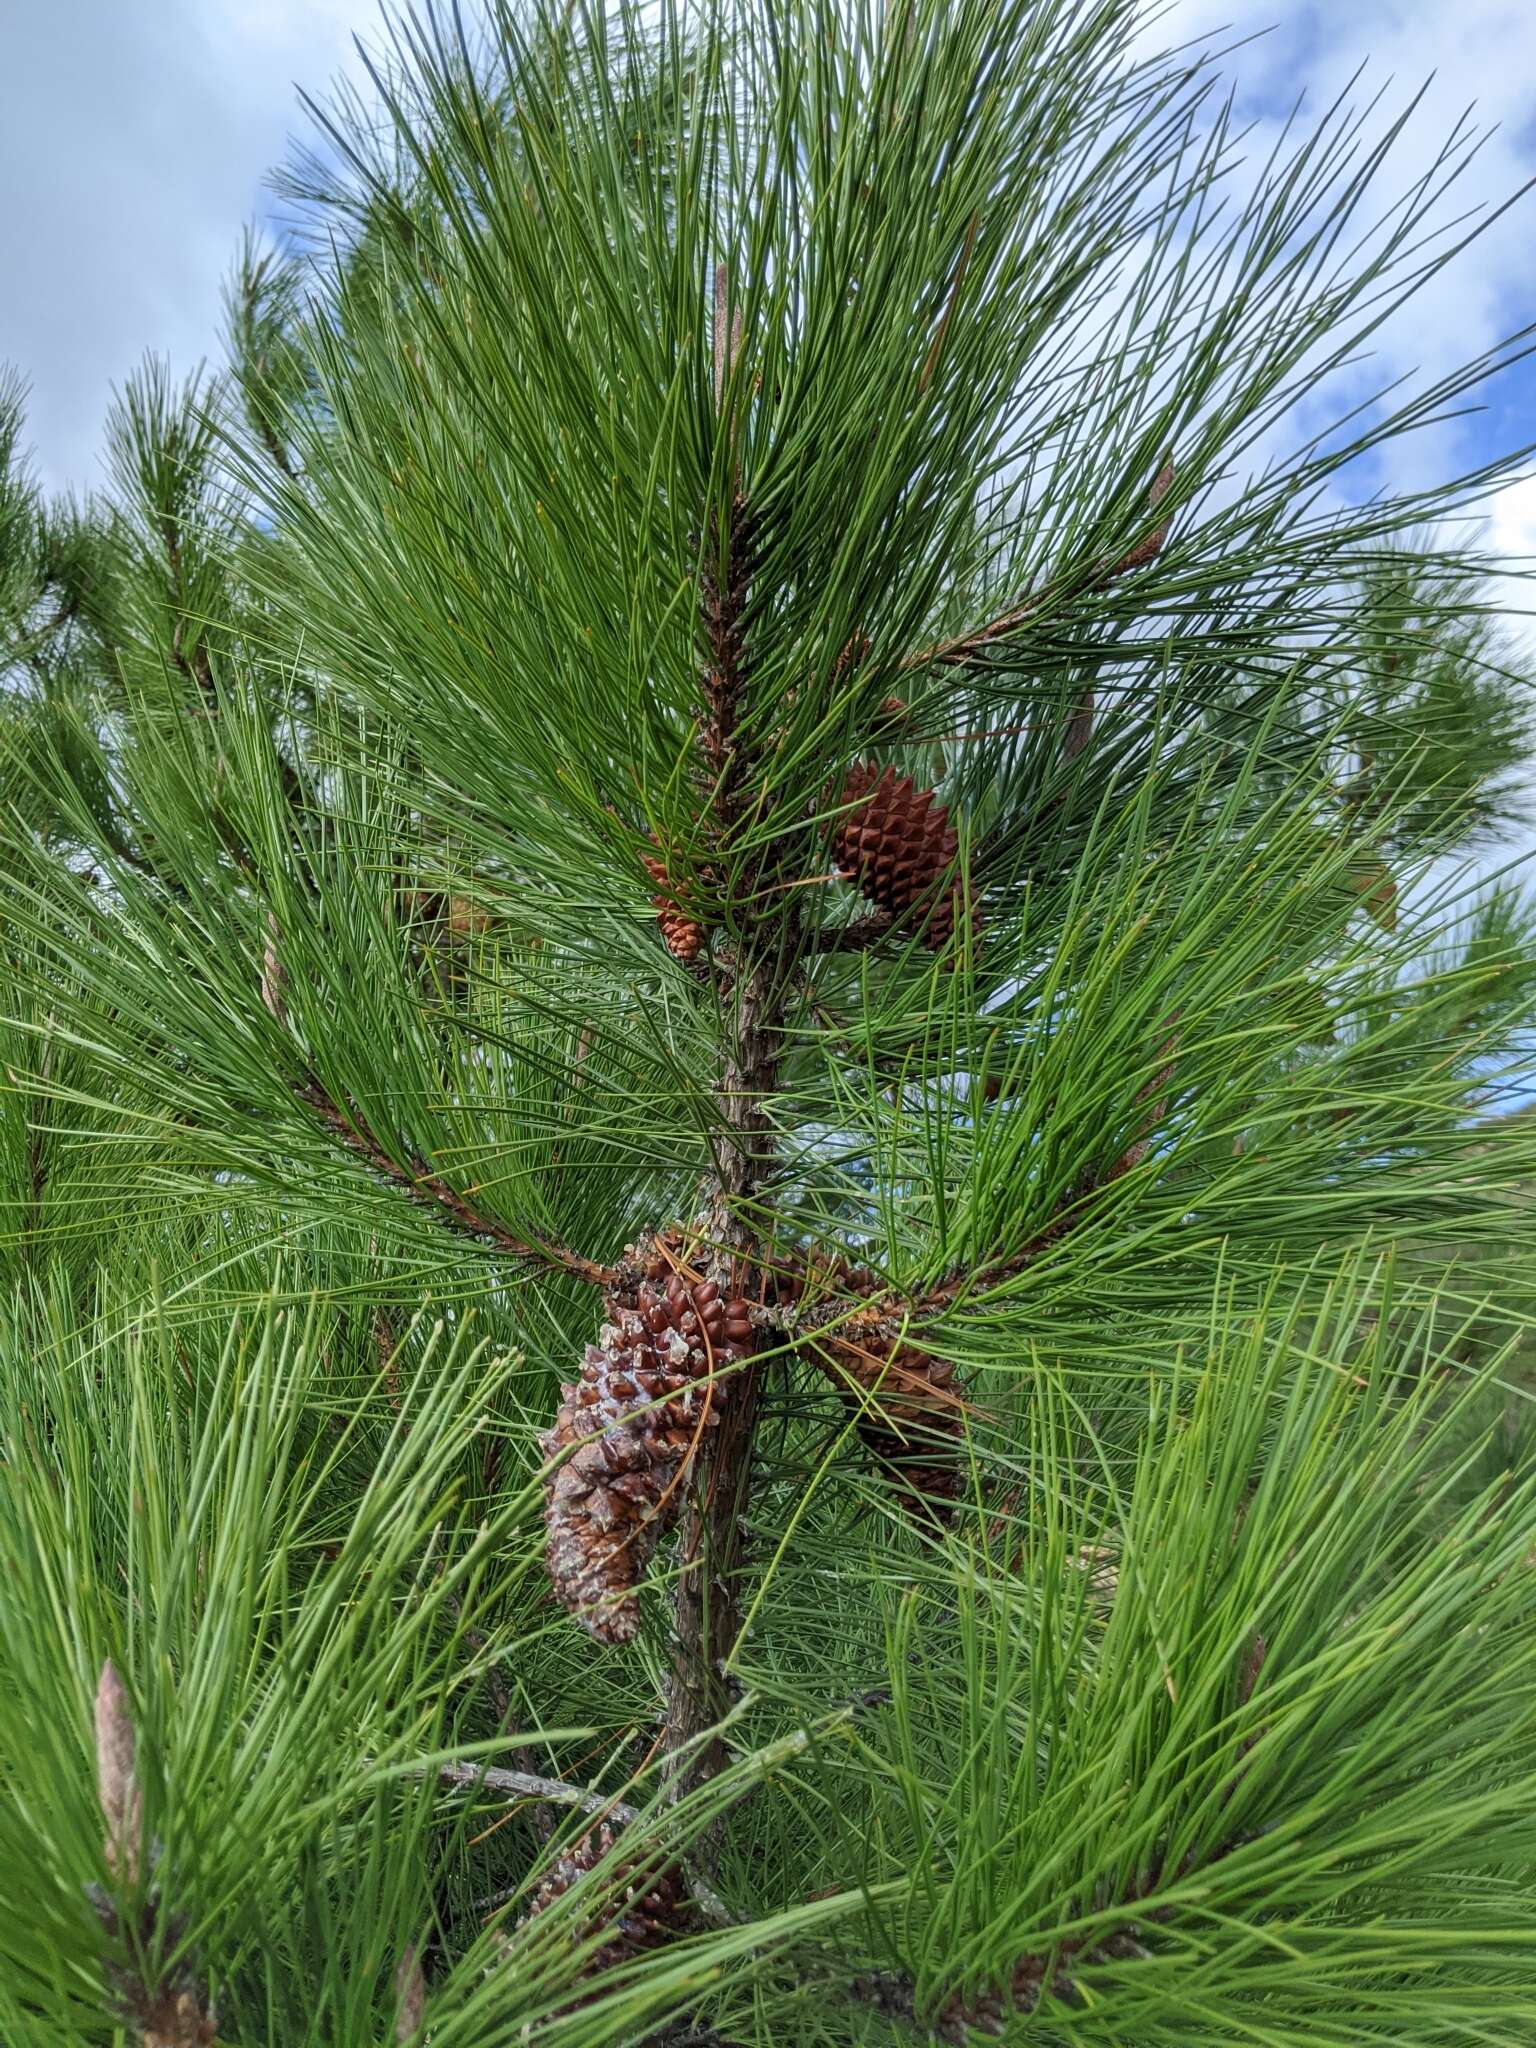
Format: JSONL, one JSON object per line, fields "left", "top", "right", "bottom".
{"left": 3, "top": 1, "right": 1536, "bottom": 2042}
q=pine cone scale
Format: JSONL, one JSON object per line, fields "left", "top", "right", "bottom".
{"left": 523, "top": 1820, "right": 695, "bottom": 1980}
{"left": 815, "top": 1330, "right": 967, "bottom": 1520}
{"left": 542, "top": 1256, "right": 754, "bottom": 1641}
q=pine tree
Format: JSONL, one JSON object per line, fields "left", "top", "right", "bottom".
{"left": 4, "top": 2, "right": 1536, "bottom": 2041}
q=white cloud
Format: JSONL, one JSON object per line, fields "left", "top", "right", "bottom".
{"left": 0, "top": 1, "right": 377, "bottom": 497}
{"left": 1488, "top": 475, "right": 1536, "bottom": 564}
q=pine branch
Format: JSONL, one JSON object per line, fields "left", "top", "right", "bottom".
{"left": 657, "top": 269, "right": 780, "bottom": 1816}
{"left": 795, "top": 1014, "right": 1181, "bottom": 1332}
{"left": 661, "top": 982, "right": 780, "bottom": 1813}
{"left": 662, "top": 1363, "right": 762, "bottom": 1808}
{"left": 786, "top": 1178, "right": 1091, "bottom": 1335}
{"left": 293, "top": 1074, "right": 614, "bottom": 1287}
{"left": 698, "top": 497, "right": 754, "bottom": 831}
{"left": 697, "top": 263, "right": 755, "bottom": 838}
{"left": 5, "top": 11, "right": 1534, "bottom": 2036}
{"left": 647, "top": 2029, "right": 747, "bottom": 2048}
{"left": 157, "top": 506, "right": 218, "bottom": 711}
{"left": 433, "top": 1757, "right": 640, "bottom": 1824}
{"left": 170, "top": 619, "right": 216, "bottom": 706}
{"left": 253, "top": 407, "right": 297, "bottom": 481}
{"left": 440, "top": 1764, "right": 738, "bottom": 1930}
{"left": 850, "top": 1832, "right": 1249, "bottom": 2041}
{"left": 440, "top": 1580, "right": 556, "bottom": 1843}
{"left": 904, "top": 458, "right": 1175, "bottom": 675}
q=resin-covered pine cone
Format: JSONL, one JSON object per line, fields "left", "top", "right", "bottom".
{"left": 541, "top": 1265, "right": 754, "bottom": 1642}
{"left": 832, "top": 762, "right": 973, "bottom": 949}
{"left": 524, "top": 1820, "right": 695, "bottom": 1973}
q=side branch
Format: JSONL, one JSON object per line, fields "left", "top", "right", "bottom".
{"left": 433, "top": 1758, "right": 639, "bottom": 1825}
{"left": 786, "top": 1183, "right": 1089, "bottom": 1337}
{"left": 917, "top": 1171, "right": 1101, "bottom": 1312}
{"left": 783, "top": 1167, "right": 1111, "bottom": 1351}
{"left": 294, "top": 1076, "right": 614, "bottom": 1288}
{"left": 435, "top": 1759, "right": 738, "bottom": 1929}
{"left": 902, "top": 459, "right": 1175, "bottom": 676}
{"left": 795, "top": 1017, "right": 1180, "bottom": 1328}
{"left": 851, "top": 1846, "right": 1249, "bottom": 2039}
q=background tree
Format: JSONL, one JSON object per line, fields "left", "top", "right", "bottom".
{"left": 3, "top": 1, "right": 1536, "bottom": 2041}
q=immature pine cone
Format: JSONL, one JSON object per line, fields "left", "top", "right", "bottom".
{"left": 1102, "top": 456, "right": 1175, "bottom": 582}
{"left": 833, "top": 763, "right": 973, "bottom": 949}
{"left": 641, "top": 842, "right": 706, "bottom": 963}
{"left": 541, "top": 1264, "right": 754, "bottom": 1641}
{"left": 817, "top": 1331, "right": 966, "bottom": 1521}
{"left": 524, "top": 1820, "right": 695, "bottom": 1973}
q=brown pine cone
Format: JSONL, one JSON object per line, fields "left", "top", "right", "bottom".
{"left": 833, "top": 763, "right": 974, "bottom": 950}
{"left": 524, "top": 1820, "right": 695, "bottom": 1974}
{"left": 815, "top": 1331, "right": 966, "bottom": 1521}
{"left": 541, "top": 1266, "right": 754, "bottom": 1641}
{"left": 641, "top": 842, "right": 706, "bottom": 962}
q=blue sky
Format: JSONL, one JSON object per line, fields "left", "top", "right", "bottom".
{"left": 1, "top": 0, "right": 1533, "bottom": 560}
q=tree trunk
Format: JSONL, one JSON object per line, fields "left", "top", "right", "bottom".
{"left": 663, "top": 959, "right": 779, "bottom": 1801}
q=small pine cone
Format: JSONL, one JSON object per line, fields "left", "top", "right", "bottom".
{"left": 1103, "top": 456, "right": 1176, "bottom": 581}
{"left": 822, "top": 1254, "right": 884, "bottom": 1298}
{"left": 398, "top": 888, "right": 492, "bottom": 940}
{"left": 833, "top": 763, "right": 974, "bottom": 950}
{"left": 641, "top": 842, "right": 706, "bottom": 963}
{"left": 259, "top": 912, "right": 286, "bottom": 1026}
{"left": 541, "top": 1269, "right": 754, "bottom": 1641}
{"left": 525, "top": 1820, "right": 694, "bottom": 1975}
{"left": 817, "top": 1332, "right": 966, "bottom": 1521}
